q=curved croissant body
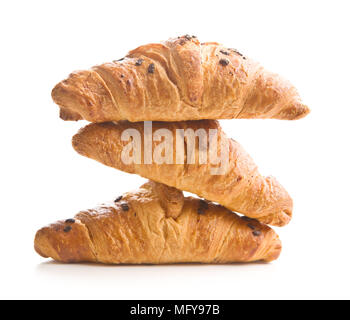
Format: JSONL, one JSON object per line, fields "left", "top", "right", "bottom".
{"left": 34, "top": 182, "right": 282, "bottom": 264}
{"left": 52, "top": 35, "right": 309, "bottom": 122}
{"left": 72, "top": 120, "right": 293, "bottom": 227}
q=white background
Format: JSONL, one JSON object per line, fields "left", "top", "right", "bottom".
{"left": 1, "top": 0, "right": 349, "bottom": 299}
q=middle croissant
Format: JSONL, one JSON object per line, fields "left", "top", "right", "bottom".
{"left": 72, "top": 120, "right": 292, "bottom": 227}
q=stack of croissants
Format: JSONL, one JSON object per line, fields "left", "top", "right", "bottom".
{"left": 35, "top": 35, "right": 309, "bottom": 264}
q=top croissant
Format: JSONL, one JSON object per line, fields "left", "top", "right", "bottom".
{"left": 52, "top": 35, "right": 309, "bottom": 122}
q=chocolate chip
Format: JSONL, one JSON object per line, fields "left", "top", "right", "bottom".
{"left": 197, "top": 208, "right": 205, "bottom": 215}
{"left": 63, "top": 226, "right": 72, "bottom": 233}
{"left": 65, "top": 219, "right": 75, "bottom": 224}
{"left": 220, "top": 50, "right": 230, "bottom": 55}
{"left": 114, "top": 57, "right": 124, "bottom": 62}
{"left": 229, "top": 48, "right": 243, "bottom": 56}
{"left": 247, "top": 223, "right": 255, "bottom": 230}
{"left": 219, "top": 59, "right": 229, "bottom": 66}
{"left": 197, "top": 199, "right": 209, "bottom": 215}
{"left": 253, "top": 230, "right": 262, "bottom": 236}
{"left": 241, "top": 216, "right": 259, "bottom": 223}
{"left": 184, "top": 34, "right": 192, "bottom": 40}
{"left": 114, "top": 196, "right": 122, "bottom": 203}
{"left": 237, "top": 175, "right": 242, "bottom": 182}
{"left": 229, "top": 48, "right": 247, "bottom": 60}
{"left": 135, "top": 59, "right": 143, "bottom": 66}
{"left": 199, "top": 199, "right": 209, "bottom": 210}
{"left": 121, "top": 203, "right": 129, "bottom": 211}
{"left": 148, "top": 63, "right": 155, "bottom": 74}
{"left": 120, "top": 74, "right": 125, "bottom": 78}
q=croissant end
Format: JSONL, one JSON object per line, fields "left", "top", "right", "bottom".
{"left": 34, "top": 220, "right": 97, "bottom": 263}
{"left": 51, "top": 70, "right": 118, "bottom": 123}
{"left": 262, "top": 232, "right": 282, "bottom": 262}
{"left": 273, "top": 101, "right": 310, "bottom": 120}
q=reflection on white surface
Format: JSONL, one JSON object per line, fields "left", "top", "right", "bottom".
{"left": 34, "top": 260, "right": 276, "bottom": 299}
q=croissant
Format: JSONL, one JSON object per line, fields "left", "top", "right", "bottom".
{"left": 52, "top": 35, "right": 309, "bottom": 123}
{"left": 72, "top": 120, "right": 293, "bottom": 226}
{"left": 34, "top": 181, "right": 282, "bottom": 264}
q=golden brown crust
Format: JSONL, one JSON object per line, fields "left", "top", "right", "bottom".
{"left": 34, "top": 181, "right": 282, "bottom": 264}
{"left": 51, "top": 35, "right": 309, "bottom": 122}
{"left": 148, "top": 180, "right": 184, "bottom": 219}
{"left": 72, "top": 120, "right": 293, "bottom": 227}
{"left": 34, "top": 219, "right": 97, "bottom": 263}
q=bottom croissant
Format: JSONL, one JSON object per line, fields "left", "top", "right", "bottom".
{"left": 34, "top": 181, "right": 282, "bottom": 264}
